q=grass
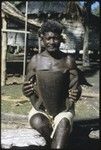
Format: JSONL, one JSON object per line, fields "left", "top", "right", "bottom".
{"left": 75, "top": 100, "right": 99, "bottom": 120}
{"left": 1, "top": 84, "right": 23, "bottom": 99}
{"left": 1, "top": 100, "right": 32, "bottom": 115}
{"left": 1, "top": 84, "right": 32, "bottom": 115}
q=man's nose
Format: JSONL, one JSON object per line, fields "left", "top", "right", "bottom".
{"left": 50, "top": 38, "right": 54, "bottom": 44}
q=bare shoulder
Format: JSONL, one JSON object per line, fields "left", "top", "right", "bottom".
{"left": 25, "top": 54, "right": 38, "bottom": 80}
{"left": 27, "top": 54, "right": 38, "bottom": 71}
{"left": 30, "top": 54, "right": 38, "bottom": 63}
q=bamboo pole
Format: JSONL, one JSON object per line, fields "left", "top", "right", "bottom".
{"left": 1, "top": 12, "right": 7, "bottom": 86}
{"left": 2, "top": 29, "right": 30, "bottom": 34}
{"left": 23, "top": 1, "right": 28, "bottom": 81}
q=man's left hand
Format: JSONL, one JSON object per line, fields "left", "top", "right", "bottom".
{"left": 69, "top": 86, "right": 82, "bottom": 102}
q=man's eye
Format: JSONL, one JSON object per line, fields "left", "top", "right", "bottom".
{"left": 46, "top": 38, "right": 51, "bottom": 40}
{"left": 46, "top": 37, "right": 59, "bottom": 41}
{"left": 54, "top": 37, "right": 60, "bottom": 40}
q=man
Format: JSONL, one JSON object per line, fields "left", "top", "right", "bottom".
{"left": 22, "top": 20, "right": 82, "bottom": 149}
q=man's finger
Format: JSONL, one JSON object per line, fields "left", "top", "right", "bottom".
{"left": 25, "top": 91, "right": 34, "bottom": 97}
{"left": 69, "top": 92, "right": 77, "bottom": 96}
{"left": 23, "top": 84, "right": 34, "bottom": 90}
{"left": 23, "top": 81, "right": 31, "bottom": 85}
{"left": 69, "top": 89, "right": 78, "bottom": 92}
{"left": 69, "top": 95, "right": 77, "bottom": 100}
{"left": 24, "top": 87, "right": 34, "bottom": 94}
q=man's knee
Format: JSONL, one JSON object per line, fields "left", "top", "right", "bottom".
{"left": 58, "top": 118, "right": 71, "bottom": 130}
{"left": 29, "top": 113, "right": 52, "bottom": 130}
{"left": 30, "top": 113, "right": 52, "bottom": 143}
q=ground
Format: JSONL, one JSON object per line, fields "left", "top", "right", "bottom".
{"left": 1, "top": 60, "right": 100, "bottom": 149}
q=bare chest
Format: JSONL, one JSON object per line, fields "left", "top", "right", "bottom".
{"left": 36, "top": 56, "right": 67, "bottom": 71}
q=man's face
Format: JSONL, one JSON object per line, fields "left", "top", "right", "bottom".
{"left": 42, "top": 32, "right": 61, "bottom": 52}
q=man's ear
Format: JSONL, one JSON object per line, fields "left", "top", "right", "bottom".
{"left": 60, "top": 35, "right": 66, "bottom": 43}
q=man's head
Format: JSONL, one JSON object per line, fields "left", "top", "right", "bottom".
{"left": 39, "top": 20, "right": 63, "bottom": 52}
{"left": 40, "top": 20, "right": 63, "bottom": 35}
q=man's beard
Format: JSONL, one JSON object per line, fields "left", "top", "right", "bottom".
{"left": 46, "top": 45, "right": 59, "bottom": 52}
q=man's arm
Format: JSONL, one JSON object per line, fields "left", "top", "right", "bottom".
{"left": 22, "top": 55, "right": 37, "bottom": 97}
{"left": 66, "top": 55, "right": 82, "bottom": 102}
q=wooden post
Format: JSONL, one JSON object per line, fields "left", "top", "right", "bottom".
{"left": 23, "top": 1, "right": 28, "bottom": 81}
{"left": 1, "top": 11, "right": 7, "bottom": 86}
{"left": 38, "top": 36, "right": 41, "bottom": 53}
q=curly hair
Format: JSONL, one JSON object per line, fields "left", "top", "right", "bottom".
{"left": 39, "top": 20, "right": 63, "bottom": 35}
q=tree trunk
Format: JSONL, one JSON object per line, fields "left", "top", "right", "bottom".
{"left": 1, "top": 12, "right": 7, "bottom": 86}
{"left": 82, "top": 25, "right": 90, "bottom": 67}
{"left": 82, "top": 2, "right": 92, "bottom": 67}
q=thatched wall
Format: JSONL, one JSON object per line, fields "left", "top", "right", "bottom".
{"left": 3, "top": 1, "right": 100, "bottom": 53}
{"left": 17, "top": 1, "right": 68, "bottom": 14}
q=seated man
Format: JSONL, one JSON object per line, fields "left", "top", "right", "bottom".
{"left": 22, "top": 20, "right": 83, "bottom": 149}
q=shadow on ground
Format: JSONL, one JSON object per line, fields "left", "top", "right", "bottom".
{"left": 69, "top": 118, "right": 100, "bottom": 150}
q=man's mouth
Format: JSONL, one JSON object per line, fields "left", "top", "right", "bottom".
{"left": 48, "top": 45, "right": 57, "bottom": 49}
{"left": 47, "top": 47, "right": 56, "bottom": 51}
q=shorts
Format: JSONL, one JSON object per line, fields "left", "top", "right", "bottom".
{"left": 28, "top": 106, "right": 75, "bottom": 139}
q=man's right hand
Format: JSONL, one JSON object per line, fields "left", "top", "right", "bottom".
{"left": 22, "top": 80, "right": 34, "bottom": 97}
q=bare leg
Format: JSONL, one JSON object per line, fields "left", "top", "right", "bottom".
{"left": 29, "top": 113, "right": 53, "bottom": 145}
{"left": 51, "top": 118, "right": 71, "bottom": 149}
